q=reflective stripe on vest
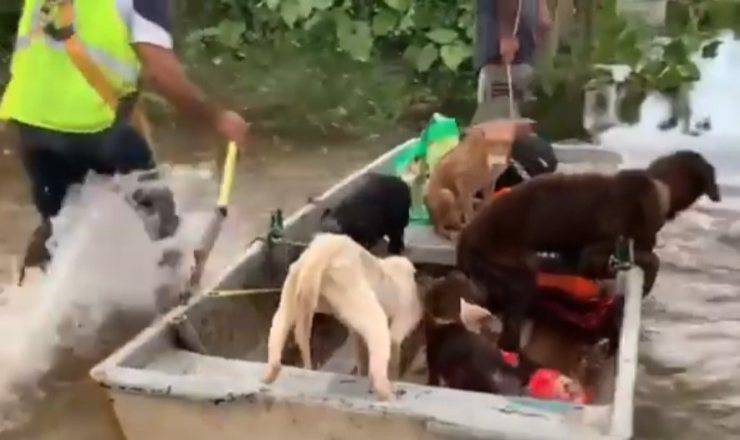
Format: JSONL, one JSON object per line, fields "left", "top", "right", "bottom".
{"left": 0, "top": 0, "right": 140, "bottom": 133}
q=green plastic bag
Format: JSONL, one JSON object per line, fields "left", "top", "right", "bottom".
{"left": 394, "top": 113, "right": 460, "bottom": 225}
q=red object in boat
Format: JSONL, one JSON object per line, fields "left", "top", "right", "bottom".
{"left": 527, "top": 368, "right": 588, "bottom": 404}
{"left": 500, "top": 350, "right": 520, "bottom": 368}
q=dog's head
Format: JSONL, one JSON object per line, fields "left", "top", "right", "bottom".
{"left": 319, "top": 209, "right": 343, "bottom": 234}
{"left": 647, "top": 150, "right": 721, "bottom": 217}
{"left": 424, "top": 271, "right": 485, "bottom": 321}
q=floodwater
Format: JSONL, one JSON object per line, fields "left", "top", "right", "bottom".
{"left": 1, "top": 40, "right": 740, "bottom": 440}
{"left": 0, "top": 129, "right": 396, "bottom": 439}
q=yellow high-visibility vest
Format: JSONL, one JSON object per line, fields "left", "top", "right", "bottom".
{"left": 0, "top": 0, "right": 140, "bottom": 133}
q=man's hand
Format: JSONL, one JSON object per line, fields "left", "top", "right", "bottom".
{"left": 215, "top": 110, "right": 250, "bottom": 149}
{"left": 500, "top": 36, "right": 520, "bottom": 65}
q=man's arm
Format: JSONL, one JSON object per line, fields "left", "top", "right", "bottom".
{"left": 127, "top": 0, "right": 248, "bottom": 146}
{"left": 134, "top": 43, "right": 217, "bottom": 125}
{"left": 134, "top": 44, "right": 248, "bottom": 146}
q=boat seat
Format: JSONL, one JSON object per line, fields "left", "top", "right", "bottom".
{"left": 403, "top": 225, "right": 456, "bottom": 266}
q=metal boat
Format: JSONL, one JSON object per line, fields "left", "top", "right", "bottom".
{"left": 90, "top": 139, "right": 643, "bottom": 439}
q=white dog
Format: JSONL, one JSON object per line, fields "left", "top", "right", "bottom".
{"left": 262, "top": 233, "right": 421, "bottom": 401}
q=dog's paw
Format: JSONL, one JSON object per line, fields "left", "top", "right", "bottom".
{"left": 262, "top": 364, "right": 281, "bottom": 384}
{"left": 373, "top": 378, "right": 395, "bottom": 402}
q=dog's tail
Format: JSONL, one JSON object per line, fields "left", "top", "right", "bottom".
{"left": 292, "top": 235, "right": 351, "bottom": 368}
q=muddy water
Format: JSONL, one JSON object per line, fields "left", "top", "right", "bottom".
{"left": 2, "top": 42, "right": 740, "bottom": 440}
{"left": 0, "top": 129, "right": 398, "bottom": 439}
{"left": 1, "top": 129, "right": 738, "bottom": 440}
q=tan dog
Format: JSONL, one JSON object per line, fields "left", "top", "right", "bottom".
{"left": 262, "top": 233, "right": 421, "bottom": 401}
{"left": 424, "top": 119, "right": 533, "bottom": 240}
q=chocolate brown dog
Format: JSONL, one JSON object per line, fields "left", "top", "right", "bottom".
{"left": 458, "top": 150, "right": 720, "bottom": 351}
{"left": 424, "top": 120, "right": 533, "bottom": 240}
{"left": 424, "top": 271, "right": 594, "bottom": 402}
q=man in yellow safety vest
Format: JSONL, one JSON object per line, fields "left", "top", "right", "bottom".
{"left": 1, "top": 0, "right": 249, "bottom": 278}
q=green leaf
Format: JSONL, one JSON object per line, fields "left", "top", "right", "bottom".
{"left": 615, "top": 29, "right": 642, "bottom": 66}
{"left": 372, "top": 9, "right": 397, "bottom": 36}
{"left": 383, "top": 0, "right": 410, "bottom": 12}
{"left": 310, "top": 0, "right": 334, "bottom": 10}
{"left": 337, "top": 20, "right": 373, "bottom": 61}
{"left": 303, "top": 12, "right": 322, "bottom": 30}
{"left": 416, "top": 43, "right": 439, "bottom": 72}
{"left": 440, "top": 43, "right": 471, "bottom": 70}
{"left": 677, "top": 63, "right": 700, "bottom": 82}
{"left": 426, "top": 28, "right": 458, "bottom": 44}
{"left": 402, "top": 44, "right": 422, "bottom": 65}
{"left": 297, "top": 0, "right": 314, "bottom": 18}
{"left": 333, "top": 10, "right": 353, "bottom": 37}
{"left": 280, "top": 0, "right": 302, "bottom": 27}
{"left": 398, "top": 9, "right": 414, "bottom": 32}
{"left": 266, "top": 0, "right": 281, "bottom": 11}
{"left": 217, "top": 20, "right": 246, "bottom": 48}
{"left": 663, "top": 39, "right": 688, "bottom": 64}
{"left": 413, "top": 4, "right": 446, "bottom": 29}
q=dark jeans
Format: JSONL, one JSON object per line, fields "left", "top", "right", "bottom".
{"left": 15, "top": 121, "right": 155, "bottom": 219}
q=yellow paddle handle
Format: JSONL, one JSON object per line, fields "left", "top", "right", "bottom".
{"left": 217, "top": 142, "right": 239, "bottom": 209}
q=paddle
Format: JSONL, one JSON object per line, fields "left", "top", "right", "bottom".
{"left": 189, "top": 141, "right": 239, "bottom": 290}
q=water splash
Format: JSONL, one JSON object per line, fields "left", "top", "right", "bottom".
{"left": 0, "top": 167, "right": 216, "bottom": 432}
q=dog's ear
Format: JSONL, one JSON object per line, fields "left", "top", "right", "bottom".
{"left": 319, "top": 209, "right": 343, "bottom": 234}
{"left": 425, "top": 280, "right": 463, "bottom": 320}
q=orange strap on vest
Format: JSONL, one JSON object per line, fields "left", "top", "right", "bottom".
{"left": 55, "top": 1, "right": 120, "bottom": 111}
{"left": 46, "top": 1, "right": 152, "bottom": 144}
{"left": 537, "top": 272, "right": 601, "bottom": 302}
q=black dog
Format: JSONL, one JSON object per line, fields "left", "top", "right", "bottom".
{"left": 495, "top": 134, "right": 558, "bottom": 190}
{"left": 458, "top": 150, "right": 720, "bottom": 352}
{"left": 320, "top": 173, "right": 411, "bottom": 254}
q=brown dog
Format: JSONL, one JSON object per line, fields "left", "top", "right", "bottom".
{"left": 424, "top": 119, "right": 533, "bottom": 240}
{"left": 424, "top": 271, "right": 604, "bottom": 403}
{"left": 457, "top": 150, "right": 721, "bottom": 351}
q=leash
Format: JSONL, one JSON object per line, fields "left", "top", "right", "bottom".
{"left": 506, "top": 0, "right": 524, "bottom": 119}
{"left": 207, "top": 287, "right": 281, "bottom": 298}
{"left": 503, "top": 0, "right": 532, "bottom": 183}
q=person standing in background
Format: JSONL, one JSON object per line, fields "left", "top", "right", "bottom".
{"left": 474, "top": 0, "right": 558, "bottom": 191}
{"left": 474, "top": 0, "right": 552, "bottom": 120}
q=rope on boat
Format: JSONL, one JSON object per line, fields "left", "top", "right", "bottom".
{"left": 506, "top": 0, "right": 524, "bottom": 118}
{"left": 207, "top": 287, "right": 282, "bottom": 298}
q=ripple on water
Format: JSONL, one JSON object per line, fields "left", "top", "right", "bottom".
{"left": 636, "top": 206, "right": 740, "bottom": 439}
